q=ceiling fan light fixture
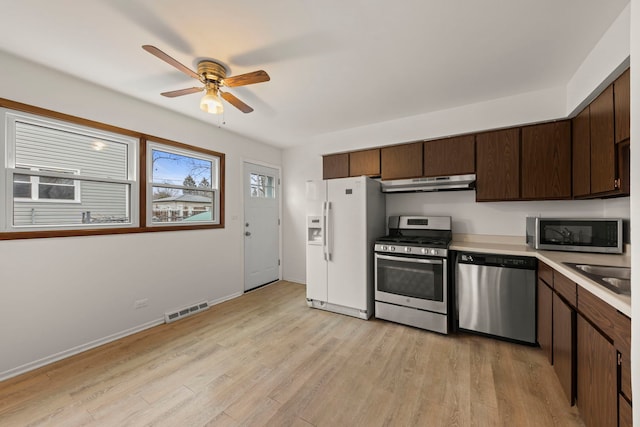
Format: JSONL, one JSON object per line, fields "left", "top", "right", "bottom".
{"left": 200, "top": 87, "right": 224, "bottom": 114}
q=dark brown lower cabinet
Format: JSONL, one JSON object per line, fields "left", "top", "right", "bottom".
{"left": 537, "top": 279, "right": 553, "bottom": 364}
{"left": 576, "top": 314, "right": 617, "bottom": 427}
{"left": 618, "top": 396, "right": 633, "bottom": 427}
{"left": 552, "top": 293, "right": 575, "bottom": 405}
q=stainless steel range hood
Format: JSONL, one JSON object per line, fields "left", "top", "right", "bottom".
{"left": 380, "top": 174, "right": 476, "bottom": 193}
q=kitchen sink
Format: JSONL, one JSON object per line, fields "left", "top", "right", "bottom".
{"left": 563, "top": 262, "right": 631, "bottom": 295}
{"left": 573, "top": 264, "right": 631, "bottom": 279}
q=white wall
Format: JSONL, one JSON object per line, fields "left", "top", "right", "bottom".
{"left": 629, "top": 0, "right": 638, "bottom": 423}
{"left": 566, "top": 4, "right": 630, "bottom": 115}
{"left": 0, "top": 51, "right": 282, "bottom": 379}
{"left": 282, "top": 5, "right": 632, "bottom": 285}
{"left": 386, "top": 192, "right": 629, "bottom": 237}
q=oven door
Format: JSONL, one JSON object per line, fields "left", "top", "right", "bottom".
{"left": 374, "top": 253, "right": 447, "bottom": 314}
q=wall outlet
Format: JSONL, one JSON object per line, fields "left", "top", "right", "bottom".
{"left": 134, "top": 298, "right": 149, "bottom": 309}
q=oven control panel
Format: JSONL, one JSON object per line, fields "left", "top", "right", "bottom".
{"left": 375, "top": 244, "right": 448, "bottom": 258}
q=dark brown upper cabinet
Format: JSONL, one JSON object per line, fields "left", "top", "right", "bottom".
{"left": 572, "top": 69, "right": 630, "bottom": 199}
{"left": 349, "top": 148, "right": 380, "bottom": 177}
{"left": 381, "top": 142, "right": 423, "bottom": 180}
{"left": 521, "top": 121, "right": 571, "bottom": 200}
{"left": 475, "top": 128, "right": 520, "bottom": 201}
{"left": 322, "top": 153, "right": 349, "bottom": 179}
{"left": 614, "top": 68, "right": 630, "bottom": 144}
{"left": 572, "top": 106, "right": 591, "bottom": 198}
{"left": 590, "top": 85, "right": 616, "bottom": 195}
{"left": 423, "top": 135, "right": 475, "bottom": 177}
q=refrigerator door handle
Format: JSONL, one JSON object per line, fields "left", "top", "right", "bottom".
{"left": 322, "top": 201, "right": 328, "bottom": 261}
{"left": 326, "top": 201, "right": 332, "bottom": 261}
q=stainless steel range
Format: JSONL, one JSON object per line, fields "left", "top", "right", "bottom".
{"left": 374, "top": 215, "right": 451, "bottom": 334}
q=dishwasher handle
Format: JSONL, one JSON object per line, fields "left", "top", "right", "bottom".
{"left": 457, "top": 252, "right": 537, "bottom": 270}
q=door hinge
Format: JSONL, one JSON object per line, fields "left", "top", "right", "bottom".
{"left": 278, "top": 259, "right": 281, "bottom": 266}
{"left": 278, "top": 218, "right": 280, "bottom": 226}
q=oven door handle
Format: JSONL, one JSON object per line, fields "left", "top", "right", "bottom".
{"left": 375, "top": 254, "right": 443, "bottom": 265}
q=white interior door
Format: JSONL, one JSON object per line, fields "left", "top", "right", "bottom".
{"left": 244, "top": 162, "right": 280, "bottom": 291}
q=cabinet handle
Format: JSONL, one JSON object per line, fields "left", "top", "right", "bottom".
{"left": 617, "top": 352, "right": 622, "bottom": 366}
{"left": 615, "top": 178, "right": 620, "bottom": 189}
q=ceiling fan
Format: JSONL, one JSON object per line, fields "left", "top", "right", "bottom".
{"left": 142, "top": 45, "right": 270, "bottom": 114}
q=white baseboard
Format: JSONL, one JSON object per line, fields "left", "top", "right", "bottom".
{"left": 0, "top": 318, "right": 164, "bottom": 382}
{"left": 0, "top": 291, "right": 244, "bottom": 382}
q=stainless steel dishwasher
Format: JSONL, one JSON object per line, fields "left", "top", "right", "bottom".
{"left": 455, "top": 252, "right": 537, "bottom": 344}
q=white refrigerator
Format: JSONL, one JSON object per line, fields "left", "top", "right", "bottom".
{"left": 305, "top": 176, "right": 386, "bottom": 319}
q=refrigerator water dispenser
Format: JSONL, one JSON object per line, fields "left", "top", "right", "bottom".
{"left": 307, "top": 216, "right": 323, "bottom": 245}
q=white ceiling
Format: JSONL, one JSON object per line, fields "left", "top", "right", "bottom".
{"left": 0, "top": 0, "right": 629, "bottom": 148}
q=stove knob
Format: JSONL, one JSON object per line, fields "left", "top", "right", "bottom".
{"left": 421, "top": 248, "right": 427, "bottom": 254}
{"left": 382, "top": 245, "right": 388, "bottom": 251}
{"left": 405, "top": 247, "right": 411, "bottom": 253}
{"left": 430, "top": 249, "right": 437, "bottom": 255}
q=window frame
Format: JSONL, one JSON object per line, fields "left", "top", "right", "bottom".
{"left": 0, "top": 98, "right": 225, "bottom": 240}
{"left": 2, "top": 108, "right": 139, "bottom": 232}
{"left": 146, "top": 140, "right": 221, "bottom": 227}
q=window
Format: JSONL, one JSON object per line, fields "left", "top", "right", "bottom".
{"left": 14, "top": 165, "right": 80, "bottom": 202}
{"left": 147, "top": 141, "right": 221, "bottom": 226}
{"left": 250, "top": 173, "right": 275, "bottom": 198}
{"left": 1, "top": 109, "right": 138, "bottom": 231}
{"left": 0, "top": 101, "right": 225, "bottom": 238}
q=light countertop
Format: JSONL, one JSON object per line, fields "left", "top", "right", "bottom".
{"left": 450, "top": 234, "right": 631, "bottom": 317}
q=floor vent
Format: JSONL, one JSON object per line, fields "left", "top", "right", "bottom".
{"left": 164, "top": 301, "right": 209, "bottom": 323}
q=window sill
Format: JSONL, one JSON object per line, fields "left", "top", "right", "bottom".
{"left": 0, "top": 223, "right": 225, "bottom": 240}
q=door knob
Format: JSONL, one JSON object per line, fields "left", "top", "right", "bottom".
{"left": 245, "top": 231, "right": 251, "bottom": 236}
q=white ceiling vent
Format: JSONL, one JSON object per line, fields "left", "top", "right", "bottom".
{"left": 164, "top": 301, "right": 209, "bottom": 323}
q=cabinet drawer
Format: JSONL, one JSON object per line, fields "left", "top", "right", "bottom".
{"left": 553, "top": 271, "right": 577, "bottom": 308}
{"left": 538, "top": 261, "right": 553, "bottom": 286}
{"left": 577, "top": 287, "right": 616, "bottom": 339}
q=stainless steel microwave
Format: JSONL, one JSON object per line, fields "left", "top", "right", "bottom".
{"left": 526, "top": 217, "right": 623, "bottom": 254}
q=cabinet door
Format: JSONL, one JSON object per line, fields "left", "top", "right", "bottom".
{"left": 476, "top": 128, "right": 520, "bottom": 201}
{"left": 589, "top": 85, "right": 616, "bottom": 194}
{"left": 614, "top": 69, "right": 630, "bottom": 144}
{"left": 423, "top": 135, "right": 475, "bottom": 177}
{"left": 349, "top": 148, "right": 380, "bottom": 177}
{"left": 572, "top": 106, "right": 591, "bottom": 198}
{"left": 613, "top": 312, "right": 632, "bottom": 401}
{"left": 323, "top": 153, "right": 349, "bottom": 179}
{"left": 381, "top": 142, "right": 423, "bottom": 180}
{"left": 553, "top": 293, "right": 575, "bottom": 405}
{"left": 537, "top": 279, "right": 553, "bottom": 364}
{"left": 619, "top": 396, "right": 633, "bottom": 427}
{"left": 521, "top": 121, "right": 571, "bottom": 199}
{"left": 576, "top": 315, "right": 617, "bottom": 427}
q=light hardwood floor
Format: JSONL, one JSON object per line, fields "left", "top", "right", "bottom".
{"left": 1, "top": 280, "right": 584, "bottom": 426}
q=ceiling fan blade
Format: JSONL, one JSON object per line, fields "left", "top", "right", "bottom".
{"left": 160, "top": 87, "right": 204, "bottom": 97}
{"left": 142, "top": 45, "right": 201, "bottom": 81}
{"left": 220, "top": 91, "right": 254, "bottom": 113}
{"left": 222, "top": 70, "right": 270, "bottom": 87}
